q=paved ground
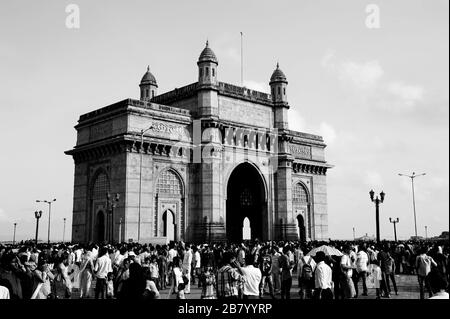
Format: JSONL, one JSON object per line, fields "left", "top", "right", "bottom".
{"left": 71, "top": 273, "right": 421, "bottom": 300}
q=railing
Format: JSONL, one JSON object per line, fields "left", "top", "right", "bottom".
{"left": 218, "top": 82, "right": 272, "bottom": 104}
{"left": 151, "top": 82, "right": 198, "bottom": 105}
{"left": 78, "top": 98, "right": 191, "bottom": 123}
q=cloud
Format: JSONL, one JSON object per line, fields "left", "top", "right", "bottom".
{"left": 243, "top": 80, "right": 269, "bottom": 93}
{"left": 387, "top": 82, "right": 424, "bottom": 108}
{"left": 321, "top": 51, "right": 428, "bottom": 114}
{"left": 339, "top": 60, "right": 384, "bottom": 90}
{"left": 319, "top": 122, "right": 337, "bottom": 144}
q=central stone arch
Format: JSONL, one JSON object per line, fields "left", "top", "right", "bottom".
{"left": 226, "top": 162, "right": 267, "bottom": 242}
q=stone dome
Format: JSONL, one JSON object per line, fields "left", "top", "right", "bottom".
{"left": 270, "top": 63, "right": 287, "bottom": 83}
{"left": 198, "top": 40, "right": 218, "bottom": 64}
{"left": 140, "top": 66, "right": 157, "bottom": 86}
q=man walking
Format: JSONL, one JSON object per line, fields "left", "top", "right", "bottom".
{"left": 216, "top": 252, "right": 245, "bottom": 300}
{"left": 353, "top": 244, "right": 369, "bottom": 297}
{"left": 416, "top": 246, "right": 437, "bottom": 299}
{"left": 241, "top": 255, "right": 262, "bottom": 299}
{"left": 278, "top": 246, "right": 294, "bottom": 299}
{"left": 94, "top": 247, "right": 112, "bottom": 299}
{"left": 314, "top": 251, "right": 333, "bottom": 299}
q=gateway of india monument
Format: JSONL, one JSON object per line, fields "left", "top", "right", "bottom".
{"left": 65, "top": 41, "right": 332, "bottom": 244}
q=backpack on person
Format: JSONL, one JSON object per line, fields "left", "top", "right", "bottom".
{"left": 301, "top": 257, "right": 313, "bottom": 280}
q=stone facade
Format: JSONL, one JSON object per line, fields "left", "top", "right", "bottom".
{"left": 65, "top": 42, "right": 332, "bottom": 244}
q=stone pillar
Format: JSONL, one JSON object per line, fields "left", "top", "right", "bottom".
{"left": 198, "top": 124, "right": 226, "bottom": 242}
{"left": 274, "top": 152, "right": 297, "bottom": 241}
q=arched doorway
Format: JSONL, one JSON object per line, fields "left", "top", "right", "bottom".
{"left": 226, "top": 162, "right": 266, "bottom": 242}
{"left": 293, "top": 182, "right": 310, "bottom": 241}
{"left": 96, "top": 211, "right": 105, "bottom": 243}
{"left": 296, "top": 214, "right": 306, "bottom": 242}
{"left": 162, "top": 209, "right": 175, "bottom": 242}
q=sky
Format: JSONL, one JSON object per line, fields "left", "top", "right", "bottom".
{"left": 0, "top": 0, "right": 448, "bottom": 242}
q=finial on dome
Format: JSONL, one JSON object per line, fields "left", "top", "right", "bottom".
{"left": 276, "top": 62, "right": 279, "bottom": 69}
{"left": 147, "top": 65, "right": 150, "bottom": 72}
{"left": 206, "top": 39, "right": 209, "bottom": 47}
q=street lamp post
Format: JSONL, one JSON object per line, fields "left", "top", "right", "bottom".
{"left": 370, "top": 190, "right": 385, "bottom": 244}
{"left": 34, "top": 211, "right": 43, "bottom": 244}
{"left": 36, "top": 198, "right": 56, "bottom": 244}
{"left": 425, "top": 226, "right": 428, "bottom": 240}
{"left": 63, "top": 218, "right": 66, "bottom": 243}
{"left": 136, "top": 125, "right": 154, "bottom": 243}
{"left": 398, "top": 172, "right": 425, "bottom": 238}
{"left": 389, "top": 217, "right": 399, "bottom": 242}
{"left": 107, "top": 193, "right": 120, "bottom": 243}
{"left": 13, "top": 223, "right": 17, "bottom": 245}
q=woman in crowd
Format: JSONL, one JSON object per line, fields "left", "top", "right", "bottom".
{"left": 79, "top": 247, "right": 94, "bottom": 298}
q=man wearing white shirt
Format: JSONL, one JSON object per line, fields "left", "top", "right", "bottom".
{"left": 241, "top": 255, "right": 262, "bottom": 299}
{"left": 298, "top": 253, "right": 317, "bottom": 299}
{"left": 182, "top": 245, "right": 193, "bottom": 294}
{"left": 94, "top": 247, "right": 112, "bottom": 299}
{"left": 353, "top": 245, "right": 369, "bottom": 297}
{"left": 314, "top": 251, "right": 333, "bottom": 299}
{"left": 192, "top": 246, "right": 201, "bottom": 287}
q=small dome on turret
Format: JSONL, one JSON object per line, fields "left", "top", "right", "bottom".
{"left": 198, "top": 40, "right": 218, "bottom": 64}
{"left": 140, "top": 66, "right": 158, "bottom": 87}
{"left": 270, "top": 62, "right": 287, "bottom": 84}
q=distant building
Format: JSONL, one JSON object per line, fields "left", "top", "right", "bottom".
{"left": 355, "top": 233, "right": 375, "bottom": 241}
{"left": 65, "top": 41, "right": 332, "bottom": 244}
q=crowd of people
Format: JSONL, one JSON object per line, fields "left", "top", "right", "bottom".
{"left": 0, "top": 239, "right": 448, "bottom": 300}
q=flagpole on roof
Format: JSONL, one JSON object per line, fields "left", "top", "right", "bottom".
{"left": 240, "top": 31, "right": 244, "bottom": 87}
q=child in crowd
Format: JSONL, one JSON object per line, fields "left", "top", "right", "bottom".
{"left": 370, "top": 260, "right": 382, "bottom": 299}
{"left": 106, "top": 272, "right": 114, "bottom": 299}
{"left": 200, "top": 266, "right": 217, "bottom": 299}
{"left": 149, "top": 255, "right": 160, "bottom": 290}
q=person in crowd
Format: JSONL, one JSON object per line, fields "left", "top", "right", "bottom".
{"left": 119, "top": 262, "right": 146, "bottom": 300}
{"left": 32, "top": 257, "right": 54, "bottom": 299}
{"left": 54, "top": 253, "right": 73, "bottom": 299}
{"left": 170, "top": 256, "right": 185, "bottom": 299}
{"left": 157, "top": 248, "right": 168, "bottom": 290}
{"left": 278, "top": 246, "right": 294, "bottom": 300}
{"left": 200, "top": 266, "right": 216, "bottom": 299}
{"left": 192, "top": 245, "right": 201, "bottom": 288}
{"left": 353, "top": 244, "right": 369, "bottom": 297}
{"left": 115, "top": 257, "right": 130, "bottom": 297}
{"left": 142, "top": 271, "right": 160, "bottom": 300}
{"left": 94, "top": 246, "right": 112, "bottom": 299}
{"left": 331, "top": 255, "right": 343, "bottom": 299}
{"left": 340, "top": 245, "right": 356, "bottom": 299}
{"left": 149, "top": 255, "right": 159, "bottom": 290}
{"left": 259, "top": 247, "right": 275, "bottom": 299}
{"left": 216, "top": 251, "right": 244, "bottom": 300}
{"left": 182, "top": 243, "right": 193, "bottom": 294}
{"left": 384, "top": 251, "right": 398, "bottom": 296}
{"left": 271, "top": 246, "right": 281, "bottom": 295}
{"left": 241, "top": 253, "right": 262, "bottom": 299}
{"left": 314, "top": 251, "right": 333, "bottom": 300}
{"left": 298, "top": 249, "right": 316, "bottom": 299}
{"left": 377, "top": 244, "right": 392, "bottom": 298}
{"left": 106, "top": 272, "right": 115, "bottom": 299}
{"left": 370, "top": 260, "right": 383, "bottom": 299}
{"left": 416, "top": 246, "right": 437, "bottom": 299}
